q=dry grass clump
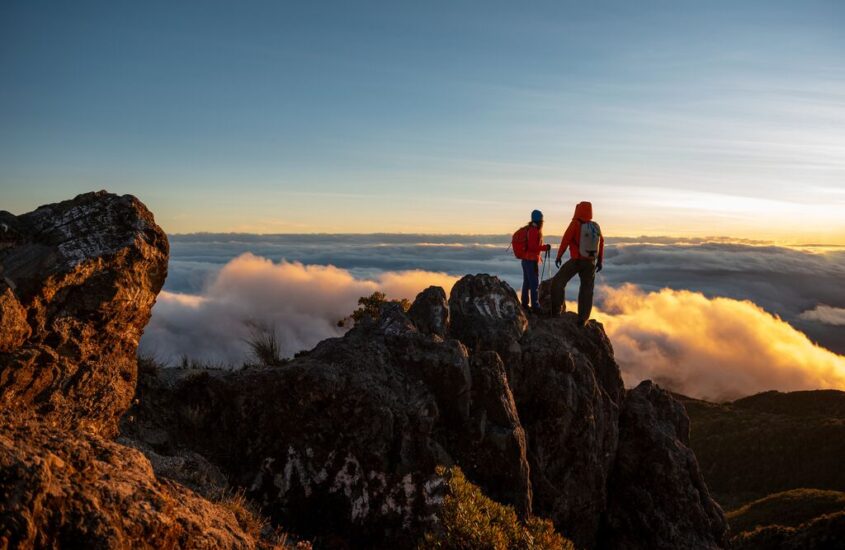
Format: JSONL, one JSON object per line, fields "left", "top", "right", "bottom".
{"left": 421, "top": 467, "right": 574, "bottom": 550}
{"left": 244, "top": 320, "right": 288, "bottom": 367}
{"left": 218, "top": 488, "right": 312, "bottom": 549}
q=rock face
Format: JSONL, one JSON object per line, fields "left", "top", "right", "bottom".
{"left": 125, "top": 274, "right": 727, "bottom": 549}
{"left": 0, "top": 191, "right": 168, "bottom": 436}
{"left": 407, "top": 285, "right": 450, "bottom": 338}
{"left": 600, "top": 381, "right": 729, "bottom": 549}
{"left": 0, "top": 412, "right": 266, "bottom": 550}
{"left": 448, "top": 274, "right": 528, "bottom": 354}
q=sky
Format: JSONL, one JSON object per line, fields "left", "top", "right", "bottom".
{"left": 2, "top": 1, "right": 844, "bottom": 242}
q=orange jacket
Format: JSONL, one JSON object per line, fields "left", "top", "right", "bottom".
{"left": 523, "top": 223, "right": 550, "bottom": 261}
{"left": 556, "top": 202, "right": 604, "bottom": 263}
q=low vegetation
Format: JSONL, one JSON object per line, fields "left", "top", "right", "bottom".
{"left": 421, "top": 467, "right": 574, "bottom": 550}
{"left": 727, "top": 488, "right": 845, "bottom": 534}
{"left": 678, "top": 391, "right": 845, "bottom": 510}
{"left": 731, "top": 510, "right": 845, "bottom": 550}
{"left": 338, "top": 291, "right": 411, "bottom": 327}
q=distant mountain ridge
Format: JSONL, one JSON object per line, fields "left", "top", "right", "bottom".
{"left": 679, "top": 389, "right": 845, "bottom": 549}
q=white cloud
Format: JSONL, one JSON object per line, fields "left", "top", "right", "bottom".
{"left": 140, "top": 253, "right": 458, "bottom": 365}
{"left": 799, "top": 305, "right": 845, "bottom": 326}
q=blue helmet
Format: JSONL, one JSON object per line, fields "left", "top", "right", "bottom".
{"left": 531, "top": 209, "right": 543, "bottom": 223}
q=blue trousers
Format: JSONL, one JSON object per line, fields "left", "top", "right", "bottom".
{"left": 521, "top": 259, "right": 540, "bottom": 309}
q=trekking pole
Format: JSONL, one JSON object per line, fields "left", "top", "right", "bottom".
{"left": 541, "top": 248, "right": 549, "bottom": 282}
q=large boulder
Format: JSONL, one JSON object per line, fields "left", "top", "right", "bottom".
{"left": 0, "top": 191, "right": 168, "bottom": 436}
{"left": 448, "top": 274, "right": 527, "bottom": 354}
{"left": 600, "top": 381, "right": 729, "bottom": 549}
{"left": 407, "top": 286, "right": 450, "bottom": 338}
{"left": 0, "top": 413, "right": 273, "bottom": 550}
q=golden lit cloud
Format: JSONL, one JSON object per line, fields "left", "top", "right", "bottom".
{"left": 594, "top": 285, "right": 845, "bottom": 401}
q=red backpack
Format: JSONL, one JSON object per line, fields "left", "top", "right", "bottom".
{"left": 511, "top": 225, "right": 530, "bottom": 259}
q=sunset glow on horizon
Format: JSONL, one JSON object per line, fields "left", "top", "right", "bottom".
{"left": 1, "top": 1, "right": 843, "bottom": 243}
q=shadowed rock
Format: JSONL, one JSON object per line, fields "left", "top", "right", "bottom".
{"left": 511, "top": 313, "right": 624, "bottom": 546}
{"left": 408, "top": 285, "right": 450, "bottom": 338}
{"left": 0, "top": 191, "right": 168, "bottom": 436}
{"left": 600, "top": 381, "right": 729, "bottom": 549}
{"left": 448, "top": 274, "right": 527, "bottom": 356}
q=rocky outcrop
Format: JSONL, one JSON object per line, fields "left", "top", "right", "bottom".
{"left": 0, "top": 412, "right": 273, "bottom": 550}
{"left": 448, "top": 274, "right": 527, "bottom": 355}
{"left": 0, "top": 192, "right": 727, "bottom": 550}
{"left": 510, "top": 316, "right": 623, "bottom": 545}
{"left": 600, "top": 381, "right": 729, "bottom": 549}
{"left": 0, "top": 191, "right": 168, "bottom": 436}
{"left": 407, "top": 285, "right": 450, "bottom": 338}
{"left": 123, "top": 304, "right": 534, "bottom": 546}
{"left": 125, "top": 275, "right": 726, "bottom": 549}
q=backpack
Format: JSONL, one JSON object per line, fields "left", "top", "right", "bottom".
{"left": 579, "top": 221, "right": 601, "bottom": 259}
{"left": 511, "top": 225, "right": 531, "bottom": 259}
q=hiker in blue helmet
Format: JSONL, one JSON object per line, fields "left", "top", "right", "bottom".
{"left": 513, "top": 209, "right": 551, "bottom": 313}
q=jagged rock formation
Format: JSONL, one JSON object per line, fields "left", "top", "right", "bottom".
{"left": 601, "top": 381, "right": 729, "bottom": 549}
{"left": 125, "top": 275, "right": 727, "bottom": 549}
{"left": 0, "top": 191, "right": 168, "bottom": 436}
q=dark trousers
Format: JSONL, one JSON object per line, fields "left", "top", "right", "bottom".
{"left": 521, "top": 259, "right": 540, "bottom": 309}
{"left": 550, "top": 258, "right": 596, "bottom": 322}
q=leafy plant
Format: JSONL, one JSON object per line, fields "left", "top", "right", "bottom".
{"left": 421, "top": 466, "right": 574, "bottom": 550}
{"left": 338, "top": 291, "right": 411, "bottom": 327}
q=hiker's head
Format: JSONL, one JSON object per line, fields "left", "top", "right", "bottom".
{"left": 573, "top": 202, "right": 593, "bottom": 221}
{"left": 531, "top": 209, "right": 544, "bottom": 226}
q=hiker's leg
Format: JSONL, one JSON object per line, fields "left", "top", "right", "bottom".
{"left": 576, "top": 260, "right": 597, "bottom": 323}
{"left": 520, "top": 260, "right": 531, "bottom": 307}
{"left": 550, "top": 259, "right": 580, "bottom": 315}
{"left": 530, "top": 260, "right": 540, "bottom": 309}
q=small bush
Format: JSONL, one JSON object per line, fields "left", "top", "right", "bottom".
{"left": 421, "top": 466, "right": 574, "bottom": 550}
{"left": 338, "top": 291, "right": 412, "bottom": 327}
{"left": 217, "top": 488, "right": 312, "bottom": 549}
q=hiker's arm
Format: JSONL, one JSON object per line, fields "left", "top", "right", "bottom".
{"left": 598, "top": 233, "right": 605, "bottom": 264}
{"left": 557, "top": 221, "right": 577, "bottom": 261}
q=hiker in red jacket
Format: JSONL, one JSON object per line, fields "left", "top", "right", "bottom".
{"left": 551, "top": 201, "right": 604, "bottom": 325}
{"left": 519, "top": 209, "right": 552, "bottom": 313}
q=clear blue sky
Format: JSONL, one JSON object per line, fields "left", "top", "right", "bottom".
{"left": 2, "top": 1, "right": 844, "bottom": 241}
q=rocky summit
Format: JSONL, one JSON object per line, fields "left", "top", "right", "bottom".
{"left": 1, "top": 193, "right": 728, "bottom": 549}
{"left": 124, "top": 274, "right": 728, "bottom": 548}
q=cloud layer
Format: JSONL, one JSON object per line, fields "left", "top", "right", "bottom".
{"left": 141, "top": 253, "right": 458, "bottom": 365}
{"left": 799, "top": 305, "right": 845, "bottom": 326}
{"left": 594, "top": 285, "right": 845, "bottom": 401}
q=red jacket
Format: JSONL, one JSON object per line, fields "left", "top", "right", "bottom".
{"left": 556, "top": 202, "right": 604, "bottom": 263}
{"left": 523, "top": 223, "right": 550, "bottom": 261}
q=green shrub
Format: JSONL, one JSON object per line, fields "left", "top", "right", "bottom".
{"left": 338, "top": 291, "right": 411, "bottom": 327}
{"left": 421, "top": 467, "right": 574, "bottom": 550}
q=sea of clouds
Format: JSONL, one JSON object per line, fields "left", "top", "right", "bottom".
{"left": 139, "top": 234, "right": 845, "bottom": 401}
